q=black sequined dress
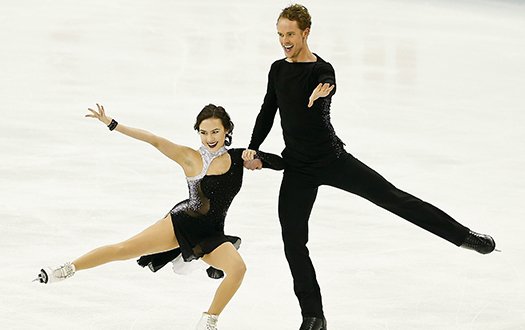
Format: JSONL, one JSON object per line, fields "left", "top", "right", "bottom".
{"left": 137, "top": 146, "right": 283, "bottom": 276}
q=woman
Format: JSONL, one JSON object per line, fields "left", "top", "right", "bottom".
{"left": 34, "top": 103, "right": 283, "bottom": 330}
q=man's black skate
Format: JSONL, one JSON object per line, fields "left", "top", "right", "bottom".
{"left": 460, "top": 230, "right": 497, "bottom": 254}
{"left": 300, "top": 317, "right": 327, "bottom": 330}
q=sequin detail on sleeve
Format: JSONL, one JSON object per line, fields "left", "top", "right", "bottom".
{"left": 320, "top": 98, "right": 345, "bottom": 157}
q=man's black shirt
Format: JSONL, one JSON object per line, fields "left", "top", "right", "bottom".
{"left": 249, "top": 54, "right": 345, "bottom": 169}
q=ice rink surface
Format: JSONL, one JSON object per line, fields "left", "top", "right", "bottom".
{"left": 1, "top": 0, "right": 524, "bottom": 329}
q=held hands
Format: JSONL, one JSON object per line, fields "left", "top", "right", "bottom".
{"left": 242, "top": 149, "right": 263, "bottom": 170}
{"left": 85, "top": 103, "right": 111, "bottom": 126}
{"left": 308, "top": 83, "right": 335, "bottom": 108}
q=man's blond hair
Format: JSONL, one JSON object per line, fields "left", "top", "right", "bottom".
{"left": 278, "top": 4, "right": 311, "bottom": 31}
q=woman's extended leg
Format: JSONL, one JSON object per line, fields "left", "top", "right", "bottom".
{"left": 201, "top": 242, "right": 247, "bottom": 316}
{"left": 73, "top": 214, "right": 179, "bottom": 271}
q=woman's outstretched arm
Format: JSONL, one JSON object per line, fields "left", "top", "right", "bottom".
{"left": 86, "top": 103, "right": 195, "bottom": 168}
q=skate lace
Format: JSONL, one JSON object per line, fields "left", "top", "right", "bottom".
{"left": 463, "top": 233, "right": 483, "bottom": 248}
{"left": 205, "top": 315, "right": 218, "bottom": 330}
{"left": 54, "top": 262, "right": 75, "bottom": 279}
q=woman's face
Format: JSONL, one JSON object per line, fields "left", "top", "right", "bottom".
{"left": 198, "top": 117, "right": 228, "bottom": 152}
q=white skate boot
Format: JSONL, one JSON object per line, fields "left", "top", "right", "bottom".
{"left": 34, "top": 262, "right": 76, "bottom": 284}
{"left": 195, "top": 312, "right": 219, "bottom": 330}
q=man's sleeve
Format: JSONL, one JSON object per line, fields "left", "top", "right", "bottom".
{"left": 316, "top": 62, "right": 337, "bottom": 97}
{"left": 248, "top": 62, "right": 279, "bottom": 150}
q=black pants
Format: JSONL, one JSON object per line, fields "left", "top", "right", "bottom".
{"left": 278, "top": 152, "right": 470, "bottom": 318}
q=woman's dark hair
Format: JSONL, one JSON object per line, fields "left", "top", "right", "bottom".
{"left": 194, "top": 104, "right": 235, "bottom": 146}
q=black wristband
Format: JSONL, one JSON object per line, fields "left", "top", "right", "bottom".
{"left": 108, "top": 119, "right": 118, "bottom": 131}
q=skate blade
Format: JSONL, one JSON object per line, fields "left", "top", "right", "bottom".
{"left": 32, "top": 269, "right": 49, "bottom": 283}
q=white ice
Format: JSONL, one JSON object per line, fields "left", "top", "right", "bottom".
{"left": 1, "top": 0, "right": 524, "bottom": 329}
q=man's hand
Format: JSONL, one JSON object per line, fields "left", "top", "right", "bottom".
{"left": 242, "top": 149, "right": 263, "bottom": 170}
{"left": 308, "top": 83, "right": 335, "bottom": 108}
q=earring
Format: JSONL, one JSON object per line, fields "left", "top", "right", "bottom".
{"left": 225, "top": 133, "right": 233, "bottom": 146}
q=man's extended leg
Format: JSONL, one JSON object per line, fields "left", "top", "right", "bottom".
{"left": 323, "top": 153, "right": 471, "bottom": 245}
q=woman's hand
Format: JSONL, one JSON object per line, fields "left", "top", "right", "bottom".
{"left": 85, "top": 103, "right": 111, "bottom": 126}
{"left": 242, "top": 149, "right": 262, "bottom": 170}
{"left": 308, "top": 83, "right": 335, "bottom": 108}
{"left": 244, "top": 159, "right": 262, "bottom": 170}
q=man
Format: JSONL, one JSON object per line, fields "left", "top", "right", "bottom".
{"left": 243, "top": 4, "right": 496, "bottom": 330}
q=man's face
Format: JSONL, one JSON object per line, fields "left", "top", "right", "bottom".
{"left": 277, "top": 18, "right": 309, "bottom": 62}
